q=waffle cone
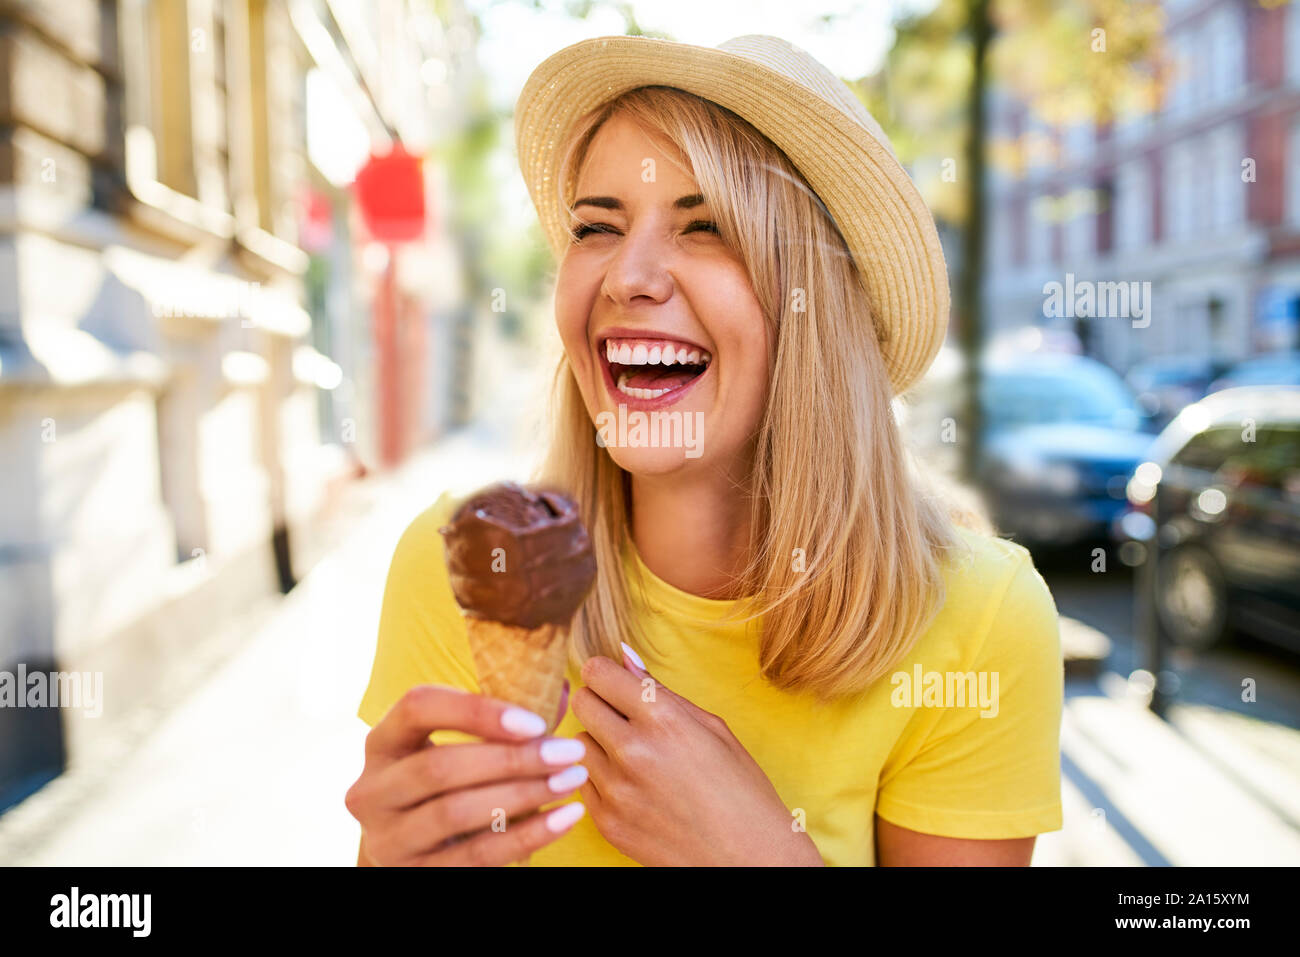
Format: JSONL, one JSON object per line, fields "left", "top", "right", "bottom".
{"left": 465, "top": 618, "right": 569, "bottom": 733}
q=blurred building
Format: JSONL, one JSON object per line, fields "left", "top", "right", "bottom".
{"left": 0, "top": 0, "right": 476, "bottom": 809}
{"left": 984, "top": 0, "right": 1300, "bottom": 371}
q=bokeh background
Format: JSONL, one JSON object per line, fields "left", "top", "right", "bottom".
{"left": 0, "top": 0, "right": 1297, "bottom": 865}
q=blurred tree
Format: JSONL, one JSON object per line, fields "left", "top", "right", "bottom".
{"left": 853, "top": 0, "right": 1167, "bottom": 481}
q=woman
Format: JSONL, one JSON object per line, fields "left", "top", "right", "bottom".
{"left": 347, "top": 35, "right": 1063, "bottom": 866}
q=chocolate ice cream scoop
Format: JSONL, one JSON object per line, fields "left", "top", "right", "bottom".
{"left": 439, "top": 482, "right": 597, "bottom": 628}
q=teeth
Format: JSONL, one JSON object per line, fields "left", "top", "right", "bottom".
{"left": 615, "top": 371, "right": 672, "bottom": 400}
{"left": 602, "top": 339, "right": 714, "bottom": 366}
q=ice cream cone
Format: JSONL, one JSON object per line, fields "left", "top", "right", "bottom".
{"left": 464, "top": 617, "right": 569, "bottom": 733}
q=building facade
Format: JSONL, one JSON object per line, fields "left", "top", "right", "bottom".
{"left": 0, "top": 0, "right": 473, "bottom": 808}
{"left": 983, "top": 0, "right": 1300, "bottom": 372}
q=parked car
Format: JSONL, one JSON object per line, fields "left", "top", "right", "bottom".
{"left": 1125, "top": 354, "right": 1229, "bottom": 430}
{"left": 1207, "top": 350, "right": 1300, "bottom": 393}
{"left": 978, "top": 353, "right": 1157, "bottom": 548}
{"left": 1119, "top": 386, "right": 1300, "bottom": 653}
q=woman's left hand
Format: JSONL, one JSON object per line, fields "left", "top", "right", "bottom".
{"left": 571, "top": 645, "right": 824, "bottom": 866}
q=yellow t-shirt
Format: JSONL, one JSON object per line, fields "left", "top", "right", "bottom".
{"left": 357, "top": 491, "right": 1064, "bottom": 866}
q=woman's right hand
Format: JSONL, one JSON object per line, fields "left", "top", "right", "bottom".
{"left": 345, "top": 684, "right": 587, "bottom": 866}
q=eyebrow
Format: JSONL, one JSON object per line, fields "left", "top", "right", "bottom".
{"left": 570, "top": 193, "right": 706, "bottom": 212}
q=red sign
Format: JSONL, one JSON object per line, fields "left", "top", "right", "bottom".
{"left": 353, "top": 145, "right": 426, "bottom": 242}
{"left": 298, "top": 187, "right": 334, "bottom": 253}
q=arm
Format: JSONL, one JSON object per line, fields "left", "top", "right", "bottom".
{"left": 874, "top": 551, "right": 1064, "bottom": 864}
{"left": 876, "top": 816, "right": 1035, "bottom": 866}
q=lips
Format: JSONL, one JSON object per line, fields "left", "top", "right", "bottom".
{"left": 597, "top": 334, "right": 712, "bottom": 404}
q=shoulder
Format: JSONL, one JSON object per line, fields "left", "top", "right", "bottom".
{"left": 377, "top": 489, "right": 471, "bottom": 653}
{"left": 386, "top": 490, "right": 464, "bottom": 583}
{"left": 927, "top": 525, "right": 1061, "bottom": 674}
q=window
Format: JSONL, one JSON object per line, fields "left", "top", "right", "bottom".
{"left": 1174, "top": 425, "right": 1248, "bottom": 472}
{"left": 1208, "top": 123, "right": 1244, "bottom": 229}
{"left": 1208, "top": 5, "right": 1245, "bottom": 103}
{"left": 1063, "top": 185, "right": 1096, "bottom": 263}
{"left": 1165, "top": 29, "right": 1195, "bottom": 118}
{"left": 1217, "top": 426, "right": 1300, "bottom": 492}
{"left": 245, "top": 0, "right": 273, "bottom": 234}
{"left": 121, "top": 0, "right": 197, "bottom": 197}
{"left": 230, "top": 0, "right": 284, "bottom": 238}
{"left": 1065, "top": 120, "right": 1094, "bottom": 161}
{"left": 1164, "top": 140, "right": 1198, "bottom": 240}
{"left": 1028, "top": 193, "right": 1055, "bottom": 267}
{"left": 982, "top": 364, "right": 1141, "bottom": 430}
{"left": 1115, "top": 159, "right": 1150, "bottom": 250}
{"left": 1115, "top": 105, "right": 1151, "bottom": 144}
{"left": 1289, "top": 1, "right": 1300, "bottom": 87}
{"left": 1289, "top": 116, "right": 1300, "bottom": 228}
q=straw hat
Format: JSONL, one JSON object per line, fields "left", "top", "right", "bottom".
{"left": 514, "top": 34, "right": 951, "bottom": 396}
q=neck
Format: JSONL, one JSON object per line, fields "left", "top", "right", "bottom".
{"left": 627, "top": 459, "right": 755, "bottom": 600}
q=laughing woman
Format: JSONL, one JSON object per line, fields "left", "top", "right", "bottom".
{"left": 347, "top": 35, "right": 1064, "bottom": 867}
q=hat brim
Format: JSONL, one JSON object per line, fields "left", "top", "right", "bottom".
{"left": 514, "top": 35, "right": 950, "bottom": 396}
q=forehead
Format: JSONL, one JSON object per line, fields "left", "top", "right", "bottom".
{"left": 574, "top": 112, "right": 697, "bottom": 191}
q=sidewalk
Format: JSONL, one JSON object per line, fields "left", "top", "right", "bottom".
{"left": 0, "top": 422, "right": 534, "bottom": 865}
{"left": 1034, "top": 674, "right": 1300, "bottom": 866}
{"left": 0, "top": 323, "right": 547, "bottom": 866}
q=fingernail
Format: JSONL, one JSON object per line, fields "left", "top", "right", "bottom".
{"left": 547, "top": 764, "right": 589, "bottom": 793}
{"left": 620, "top": 642, "right": 646, "bottom": 671}
{"left": 546, "top": 802, "right": 586, "bottom": 833}
{"left": 501, "top": 707, "right": 547, "bottom": 737}
{"left": 539, "top": 737, "right": 585, "bottom": 765}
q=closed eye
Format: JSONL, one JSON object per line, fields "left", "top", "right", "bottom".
{"left": 569, "top": 220, "right": 721, "bottom": 242}
{"left": 569, "top": 222, "right": 618, "bottom": 241}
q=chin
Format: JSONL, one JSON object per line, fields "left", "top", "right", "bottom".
{"left": 602, "top": 442, "right": 703, "bottom": 476}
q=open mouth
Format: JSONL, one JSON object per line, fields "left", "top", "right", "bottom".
{"left": 600, "top": 336, "right": 712, "bottom": 401}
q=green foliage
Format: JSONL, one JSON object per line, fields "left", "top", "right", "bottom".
{"left": 858, "top": 0, "right": 1167, "bottom": 225}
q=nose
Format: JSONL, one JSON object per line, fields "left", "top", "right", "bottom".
{"left": 599, "top": 223, "right": 674, "bottom": 308}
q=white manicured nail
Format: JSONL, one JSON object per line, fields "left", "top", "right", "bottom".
{"left": 539, "top": 738, "right": 585, "bottom": 765}
{"left": 546, "top": 802, "right": 586, "bottom": 833}
{"left": 547, "top": 764, "right": 589, "bottom": 793}
{"left": 501, "top": 707, "right": 547, "bottom": 737}
{"left": 620, "top": 642, "right": 645, "bottom": 671}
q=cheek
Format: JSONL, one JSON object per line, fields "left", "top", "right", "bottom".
{"left": 703, "top": 271, "right": 770, "bottom": 393}
{"left": 554, "top": 261, "right": 599, "bottom": 357}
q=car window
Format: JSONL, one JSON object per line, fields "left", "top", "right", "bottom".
{"left": 1173, "top": 426, "right": 1247, "bottom": 472}
{"left": 983, "top": 364, "right": 1141, "bottom": 429}
{"left": 1225, "top": 357, "right": 1300, "bottom": 387}
{"left": 1218, "top": 425, "right": 1300, "bottom": 491}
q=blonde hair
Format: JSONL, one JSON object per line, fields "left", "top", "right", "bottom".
{"left": 534, "top": 85, "right": 981, "bottom": 702}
